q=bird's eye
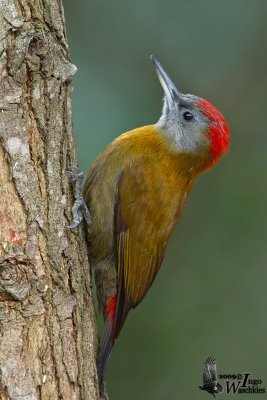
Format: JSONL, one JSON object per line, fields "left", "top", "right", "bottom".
{"left": 182, "top": 111, "right": 194, "bottom": 121}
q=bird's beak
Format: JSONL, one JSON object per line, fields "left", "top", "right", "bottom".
{"left": 150, "top": 55, "right": 181, "bottom": 104}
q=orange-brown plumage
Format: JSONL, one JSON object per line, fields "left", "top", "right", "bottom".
{"left": 81, "top": 57, "right": 230, "bottom": 396}
{"left": 116, "top": 128, "right": 196, "bottom": 306}
{"left": 83, "top": 126, "right": 205, "bottom": 318}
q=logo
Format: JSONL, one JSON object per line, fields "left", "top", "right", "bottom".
{"left": 198, "top": 357, "right": 223, "bottom": 398}
{"left": 198, "top": 357, "right": 266, "bottom": 396}
{"left": 219, "top": 373, "right": 266, "bottom": 395}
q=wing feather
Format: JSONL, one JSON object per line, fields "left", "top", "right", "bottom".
{"left": 203, "top": 357, "right": 217, "bottom": 384}
{"left": 113, "top": 159, "right": 190, "bottom": 338}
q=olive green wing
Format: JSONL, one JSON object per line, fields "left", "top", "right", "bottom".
{"left": 113, "top": 160, "right": 184, "bottom": 338}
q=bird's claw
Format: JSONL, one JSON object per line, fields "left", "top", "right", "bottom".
{"left": 68, "top": 165, "right": 92, "bottom": 228}
{"left": 67, "top": 166, "right": 84, "bottom": 186}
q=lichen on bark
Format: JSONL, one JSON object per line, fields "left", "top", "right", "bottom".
{"left": 0, "top": 1, "right": 99, "bottom": 399}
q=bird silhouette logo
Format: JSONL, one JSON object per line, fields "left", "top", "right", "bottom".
{"left": 199, "top": 357, "right": 223, "bottom": 398}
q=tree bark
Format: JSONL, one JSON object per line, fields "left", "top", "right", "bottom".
{"left": 0, "top": 1, "right": 99, "bottom": 399}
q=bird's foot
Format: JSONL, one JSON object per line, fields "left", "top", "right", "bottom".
{"left": 67, "top": 166, "right": 92, "bottom": 228}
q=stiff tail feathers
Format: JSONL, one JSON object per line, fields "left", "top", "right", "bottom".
{"left": 97, "top": 290, "right": 131, "bottom": 396}
{"left": 97, "top": 317, "right": 114, "bottom": 397}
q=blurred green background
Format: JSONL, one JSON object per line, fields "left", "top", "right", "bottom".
{"left": 64, "top": 1, "right": 267, "bottom": 399}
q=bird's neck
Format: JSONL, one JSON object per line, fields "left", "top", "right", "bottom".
{"left": 151, "top": 125, "right": 210, "bottom": 175}
{"left": 113, "top": 125, "right": 209, "bottom": 176}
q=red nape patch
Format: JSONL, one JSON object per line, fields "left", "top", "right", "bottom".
{"left": 197, "top": 99, "right": 230, "bottom": 169}
{"left": 106, "top": 296, "right": 117, "bottom": 322}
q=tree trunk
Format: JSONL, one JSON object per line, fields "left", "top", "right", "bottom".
{"left": 0, "top": 1, "right": 99, "bottom": 399}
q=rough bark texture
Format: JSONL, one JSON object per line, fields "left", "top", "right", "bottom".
{"left": 0, "top": 1, "right": 99, "bottom": 399}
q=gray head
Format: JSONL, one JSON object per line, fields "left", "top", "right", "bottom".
{"left": 151, "top": 55, "right": 230, "bottom": 169}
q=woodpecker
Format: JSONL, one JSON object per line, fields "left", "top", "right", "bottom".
{"left": 69, "top": 56, "right": 230, "bottom": 397}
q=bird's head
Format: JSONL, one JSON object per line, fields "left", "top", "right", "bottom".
{"left": 151, "top": 55, "right": 230, "bottom": 170}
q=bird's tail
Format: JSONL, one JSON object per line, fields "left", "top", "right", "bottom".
{"left": 97, "top": 295, "right": 117, "bottom": 397}
{"left": 97, "top": 317, "right": 114, "bottom": 397}
{"left": 97, "top": 292, "right": 130, "bottom": 397}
